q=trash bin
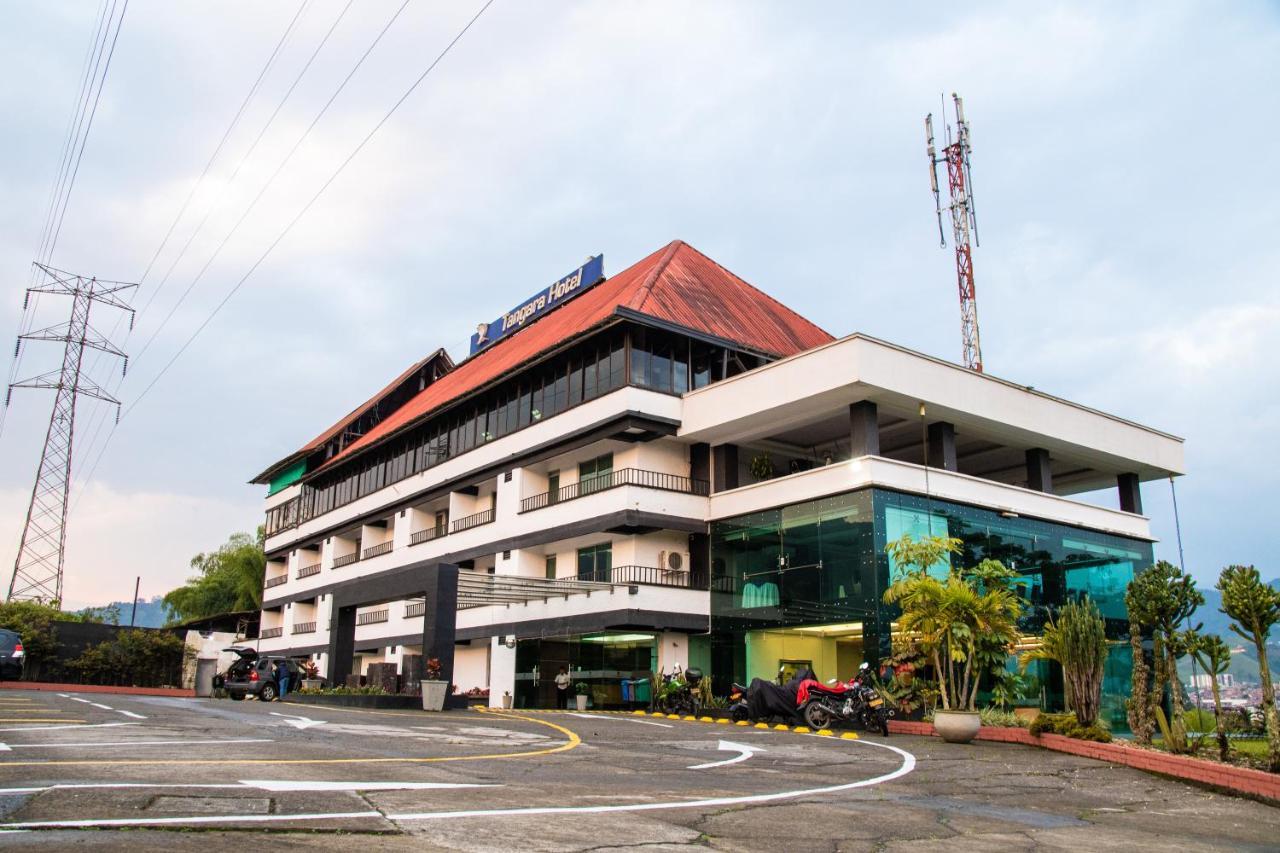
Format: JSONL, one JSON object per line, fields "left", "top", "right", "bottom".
{"left": 195, "top": 658, "right": 218, "bottom": 697}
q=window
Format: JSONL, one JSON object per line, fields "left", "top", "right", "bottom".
{"left": 577, "top": 543, "right": 612, "bottom": 582}
{"left": 578, "top": 454, "right": 613, "bottom": 495}
{"left": 547, "top": 470, "right": 560, "bottom": 504}
{"left": 545, "top": 555, "right": 557, "bottom": 580}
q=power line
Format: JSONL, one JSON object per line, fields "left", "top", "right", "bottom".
{"left": 71, "top": 0, "right": 495, "bottom": 509}
{"left": 74, "top": 0, "right": 390, "bottom": 489}
{"left": 71, "top": 1, "right": 315, "bottom": 474}
{"left": 1, "top": 0, "right": 125, "bottom": 439}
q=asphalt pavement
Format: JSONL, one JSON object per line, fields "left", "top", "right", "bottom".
{"left": 0, "top": 687, "right": 1277, "bottom": 851}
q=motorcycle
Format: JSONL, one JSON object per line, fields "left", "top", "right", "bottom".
{"left": 797, "top": 666, "right": 892, "bottom": 735}
{"left": 651, "top": 665, "right": 703, "bottom": 717}
{"left": 731, "top": 667, "right": 816, "bottom": 724}
{"left": 728, "top": 682, "right": 750, "bottom": 722}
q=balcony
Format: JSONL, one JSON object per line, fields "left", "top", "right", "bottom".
{"left": 292, "top": 621, "right": 316, "bottom": 635}
{"left": 405, "top": 601, "right": 426, "bottom": 618}
{"left": 260, "top": 626, "right": 284, "bottom": 639}
{"left": 264, "top": 574, "right": 288, "bottom": 589}
{"left": 362, "top": 541, "right": 393, "bottom": 560}
{"left": 296, "top": 562, "right": 321, "bottom": 579}
{"left": 451, "top": 508, "right": 495, "bottom": 533}
{"left": 520, "top": 468, "right": 709, "bottom": 513}
{"left": 410, "top": 526, "right": 448, "bottom": 547}
{"left": 578, "top": 564, "right": 709, "bottom": 590}
{"left": 356, "top": 609, "right": 389, "bottom": 626}
{"left": 332, "top": 552, "right": 359, "bottom": 569}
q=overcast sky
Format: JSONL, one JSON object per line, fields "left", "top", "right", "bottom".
{"left": 1, "top": 1, "right": 1276, "bottom": 609}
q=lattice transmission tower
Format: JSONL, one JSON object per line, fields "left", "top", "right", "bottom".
{"left": 5, "top": 264, "right": 135, "bottom": 604}
{"left": 926, "top": 93, "right": 984, "bottom": 373}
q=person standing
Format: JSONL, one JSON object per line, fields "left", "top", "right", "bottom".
{"left": 554, "top": 666, "right": 571, "bottom": 709}
{"left": 276, "top": 660, "right": 290, "bottom": 701}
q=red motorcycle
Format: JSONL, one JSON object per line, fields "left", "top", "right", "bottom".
{"left": 796, "top": 665, "right": 892, "bottom": 735}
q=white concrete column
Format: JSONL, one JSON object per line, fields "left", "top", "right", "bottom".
{"left": 656, "top": 631, "right": 686, "bottom": 676}
{"left": 488, "top": 636, "right": 517, "bottom": 709}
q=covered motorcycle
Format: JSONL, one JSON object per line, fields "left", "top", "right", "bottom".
{"left": 739, "top": 667, "right": 816, "bottom": 723}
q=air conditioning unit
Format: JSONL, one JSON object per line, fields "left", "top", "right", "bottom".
{"left": 670, "top": 552, "right": 686, "bottom": 571}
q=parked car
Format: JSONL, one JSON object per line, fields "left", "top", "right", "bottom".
{"left": 0, "top": 629, "right": 25, "bottom": 680}
{"left": 218, "top": 647, "right": 305, "bottom": 701}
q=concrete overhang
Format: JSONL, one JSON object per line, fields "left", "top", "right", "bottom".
{"left": 679, "top": 334, "right": 1184, "bottom": 492}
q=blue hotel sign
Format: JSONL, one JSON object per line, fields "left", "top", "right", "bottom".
{"left": 469, "top": 255, "right": 605, "bottom": 355}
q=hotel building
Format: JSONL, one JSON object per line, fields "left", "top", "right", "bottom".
{"left": 251, "top": 240, "right": 1183, "bottom": 726}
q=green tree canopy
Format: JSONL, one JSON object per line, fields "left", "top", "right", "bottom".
{"left": 163, "top": 528, "right": 266, "bottom": 623}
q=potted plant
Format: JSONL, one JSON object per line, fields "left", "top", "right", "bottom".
{"left": 421, "top": 657, "right": 448, "bottom": 712}
{"left": 300, "top": 659, "right": 324, "bottom": 691}
{"left": 574, "top": 681, "right": 590, "bottom": 711}
{"left": 748, "top": 452, "right": 775, "bottom": 482}
{"left": 883, "top": 535, "right": 1023, "bottom": 744}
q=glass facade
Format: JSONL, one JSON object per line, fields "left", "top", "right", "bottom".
{"left": 710, "top": 487, "right": 1152, "bottom": 731}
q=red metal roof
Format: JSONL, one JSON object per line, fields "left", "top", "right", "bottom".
{"left": 309, "top": 240, "right": 833, "bottom": 474}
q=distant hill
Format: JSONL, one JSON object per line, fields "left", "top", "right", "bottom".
{"left": 72, "top": 595, "right": 171, "bottom": 628}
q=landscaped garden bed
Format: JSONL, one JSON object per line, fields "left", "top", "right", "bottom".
{"left": 889, "top": 718, "right": 1280, "bottom": 802}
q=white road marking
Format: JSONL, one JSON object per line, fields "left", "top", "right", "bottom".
{"left": 2, "top": 738, "right": 274, "bottom": 750}
{"left": 89, "top": 703, "right": 113, "bottom": 711}
{"left": 0, "top": 722, "right": 138, "bottom": 733}
{"left": 0, "top": 811, "right": 384, "bottom": 830}
{"left": 566, "top": 713, "right": 673, "bottom": 728}
{"left": 0, "top": 744, "right": 8, "bottom": 752}
{"left": 70, "top": 697, "right": 92, "bottom": 704}
{"left": 0, "top": 780, "right": 494, "bottom": 795}
{"left": 268, "top": 711, "right": 325, "bottom": 730}
{"left": 56, "top": 694, "right": 70, "bottom": 698}
{"left": 0, "top": 737, "right": 917, "bottom": 830}
{"left": 240, "top": 780, "right": 497, "bottom": 792}
{"left": 115, "top": 710, "right": 147, "bottom": 719}
{"left": 687, "top": 739, "right": 765, "bottom": 770}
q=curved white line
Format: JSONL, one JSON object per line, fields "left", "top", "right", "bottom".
{"left": 0, "top": 734, "right": 916, "bottom": 830}
{"left": 390, "top": 736, "right": 915, "bottom": 821}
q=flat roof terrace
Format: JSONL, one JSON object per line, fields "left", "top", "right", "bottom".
{"left": 679, "top": 333, "right": 1184, "bottom": 498}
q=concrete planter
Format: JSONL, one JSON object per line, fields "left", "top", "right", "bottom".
{"left": 934, "top": 710, "right": 981, "bottom": 743}
{"left": 301, "top": 679, "right": 323, "bottom": 691}
{"left": 421, "top": 680, "right": 449, "bottom": 712}
{"left": 575, "top": 694, "right": 588, "bottom": 711}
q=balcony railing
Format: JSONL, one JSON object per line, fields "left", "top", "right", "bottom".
{"left": 264, "top": 574, "right": 288, "bottom": 589}
{"left": 332, "top": 552, "right": 359, "bottom": 569}
{"left": 410, "top": 525, "right": 448, "bottom": 547}
{"left": 451, "top": 508, "right": 495, "bottom": 533}
{"left": 520, "top": 468, "right": 710, "bottom": 512}
{"left": 296, "top": 562, "right": 321, "bottom": 579}
{"left": 292, "top": 621, "right": 316, "bottom": 635}
{"left": 362, "top": 541, "right": 393, "bottom": 560}
{"left": 356, "top": 609, "right": 389, "bottom": 626}
{"left": 260, "top": 626, "right": 284, "bottom": 639}
{"left": 577, "top": 564, "right": 709, "bottom": 590}
{"left": 405, "top": 601, "right": 426, "bottom": 618}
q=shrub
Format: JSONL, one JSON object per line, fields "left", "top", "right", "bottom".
{"left": 1019, "top": 598, "right": 1108, "bottom": 726}
{"left": 1029, "top": 711, "right": 1112, "bottom": 743}
{"left": 979, "top": 707, "right": 1030, "bottom": 728}
{"left": 66, "top": 629, "right": 188, "bottom": 687}
{"left": 0, "top": 600, "right": 61, "bottom": 675}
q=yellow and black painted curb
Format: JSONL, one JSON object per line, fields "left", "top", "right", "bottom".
{"left": 484, "top": 707, "right": 859, "bottom": 740}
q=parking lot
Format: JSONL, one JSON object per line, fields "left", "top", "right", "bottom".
{"left": 0, "top": 688, "right": 1277, "bottom": 851}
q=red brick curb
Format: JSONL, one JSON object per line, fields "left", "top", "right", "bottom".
{"left": 0, "top": 682, "right": 193, "bottom": 698}
{"left": 888, "top": 719, "right": 1280, "bottom": 802}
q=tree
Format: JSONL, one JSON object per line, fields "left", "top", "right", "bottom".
{"left": 163, "top": 528, "right": 266, "bottom": 623}
{"left": 1186, "top": 630, "right": 1232, "bottom": 762}
{"left": 1126, "top": 561, "right": 1203, "bottom": 753}
{"left": 0, "top": 600, "right": 61, "bottom": 676}
{"left": 883, "top": 535, "right": 1024, "bottom": 712}
{"left": 1020, "top": 598, "right": 1109, "bottom": 726}
{"left": 1217, "top": 564, "right": 1280, "bottom": 772}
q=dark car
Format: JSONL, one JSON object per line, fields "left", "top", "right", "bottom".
{"left": 0, "top": 629, "right": 26, "bottom": 680}
{"left": 219, "top": 647, "right": 305, "bottom": 701}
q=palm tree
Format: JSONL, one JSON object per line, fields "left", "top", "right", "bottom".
{"left": 883, "top": 536, "right": 1023, "bottom": 712}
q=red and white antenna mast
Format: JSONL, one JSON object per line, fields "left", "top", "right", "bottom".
{"left": 926, "top": 93, "right": 983, "bottom": 373}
